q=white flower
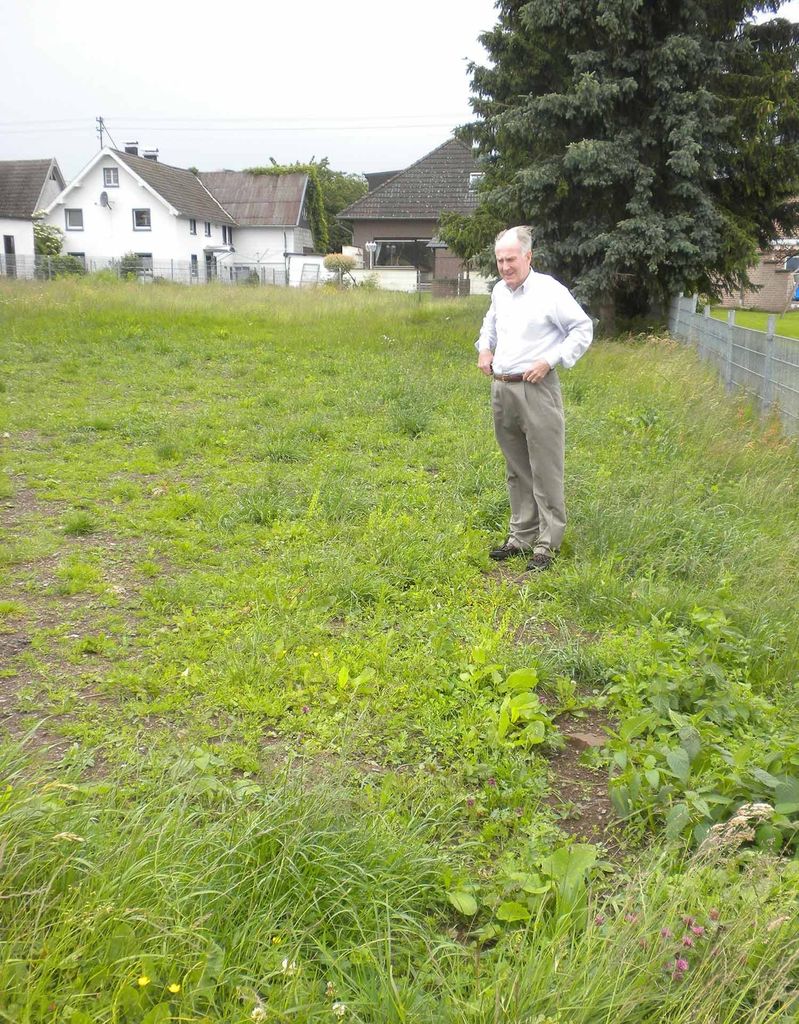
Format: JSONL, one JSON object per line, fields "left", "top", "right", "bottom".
{"left": 332, "top": 1002, "right": 347, "bottom": 1017}
{"left": 280, "top": 958, "right": 299, "bottom": 976}
{"left": 251, "top": 1007, "right": 267, "bottom": 1023}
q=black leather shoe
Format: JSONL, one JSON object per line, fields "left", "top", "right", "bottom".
{"left": 489, "top": 540, "right": 529, "bottom": 561}
{"left": 526, "top": 551, "right": 554, "bottom": 572}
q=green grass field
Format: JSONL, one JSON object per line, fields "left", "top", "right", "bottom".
{"left": 2, "top": 279, "right": 798, "bottom": 1022}
{"left": 710, "top": 305, "right": 799, "bottom": 338}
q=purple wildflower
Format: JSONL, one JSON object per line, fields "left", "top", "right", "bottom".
{"left": 594, "top": 914, "right": 606, "bottom": 926}
{"left": 660, "top": 928, "right": 673, "bottom": 939}
{"left": 691, "top": 925, "right": 705, "bottom": 936}
{"left": 682, "top": 936, "right": 694, "bottom": 949}
{"left": 486, "top": 777, "right": 497, "bottom": 788}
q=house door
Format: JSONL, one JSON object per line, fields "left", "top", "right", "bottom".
{"left": 3, "top": 235, "right": 16, "bottom": 278}
{"left": 205, "top": 253, "right": 217, "bottom": 281}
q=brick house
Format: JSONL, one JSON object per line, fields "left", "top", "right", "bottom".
{"left": 718, "top": 242, "right": 799, "bottom": 313}
{"left": 338, "top": 137, "right": 481, "bottom": 293}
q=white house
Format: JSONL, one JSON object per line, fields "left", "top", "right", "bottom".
{"left": 0, "top": 158, "right": 65, "bottom": 278}
{"left": 198, "top": 170, "right": 316, "bottom": 284}
{"left": 42, "top": 146, "right": 236, "bottom": 283}
{"left": 40, "top": 147, "right": 325, "bottom": 285}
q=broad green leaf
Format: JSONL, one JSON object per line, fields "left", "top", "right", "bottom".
{"left": 141, "top": 1005, "right": 171, "bottom": 1024}
{"left": 619, "top": 713, "right": 656, "bottom": 742}
{"left": 665, "top": 802, "right": 690, "bottom": 839}
{"left": 774, "top": 776, "right": 799, "bottom": 815}
{"left": 497, "top": 701, "right": 510, "bottom": 739}
{"left": 508, "top": 871, "right": 549, "bottom": 894}
{"left": 751, "top": 768, "right": 780, "bottom": 790}
{"left": 522, "top": 720, "right": 547, "bottom": 745}
{"left": 645, "top": 769, "right": 660, "bottom": 789}
{"left": 678, "top": 725, "right": 702, "bottom": 763}
{"left": 508, "top": 692, "right": 541, "bottom": 720}
{"left": 447, "top": 890, "right": 478, "bottom": 916}
{"left": 475, "top": 923, "right": 502, "bottom": 943}
{"left": 496, "top": 900, "right": 531, "bottom": 922}
{"left": 501, "top": 667, "right": 539, "bottom": 692}
{"left": 666, "top": 747, "right": 691, "bottom": 784}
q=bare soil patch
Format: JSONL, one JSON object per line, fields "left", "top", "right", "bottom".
{"left": 546, "top": 707, "right": 624, "bottom": 856}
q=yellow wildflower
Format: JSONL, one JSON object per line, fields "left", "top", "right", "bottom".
{"left": 167, "top": 982, "right": 181, "bottom": 994}
{"left": 271, "top": 935, "right": 282, "bottom": 945}
{"left": 137, "top": 975, "right": 151, "bottom": 987}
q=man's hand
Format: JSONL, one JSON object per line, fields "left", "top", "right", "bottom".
{"left": 522, "top": 359, "right": 551, "bottom": 383}
{"left": 477, "top": 349, "right": 494, "bottom": 376}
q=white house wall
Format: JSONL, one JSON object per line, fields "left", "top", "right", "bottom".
{"left": 1, "top": 218, "right": 36, "bottom": 278}
{"left": 1, "top": 218, "right": 35, "bottom": 256}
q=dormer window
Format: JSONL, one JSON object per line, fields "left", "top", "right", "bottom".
{"left": 103, "top": 167, "right": 119, "bottom": 187}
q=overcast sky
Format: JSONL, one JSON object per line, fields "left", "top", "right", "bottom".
{"left": 2, "top": 0, "right": 798, "bottom": 182}
{"left": 0, "top": 0, "right": 498, "bottom": 180}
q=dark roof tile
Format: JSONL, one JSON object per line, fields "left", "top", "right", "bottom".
{"left": 339, "top": 138, "right": 480, "bottom": 220}
{"left": 0, "top": 159, "right": 64, "bottom": 219}
{"left": 113, "top": 150, "right": 236, "bottom": 225}
{"left": 198, "top": 171, "right": 307, "bottom": 227}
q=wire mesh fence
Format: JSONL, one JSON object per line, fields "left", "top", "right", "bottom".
{"left": 669, "top": 293, "right": 799, "bottom": 437}
{"left": 0, "top": 253, "right": 294, "bottom": 286}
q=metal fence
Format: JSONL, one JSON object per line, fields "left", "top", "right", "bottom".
{"left": 0, "top": 253, "right": 293, "bottom": 286}
{"left": 669, "top": 293, "right": 799, "bottom": 436}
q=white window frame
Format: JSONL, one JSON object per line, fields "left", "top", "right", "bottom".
{"left": 190, "top": 254, "right": 199, "bottom": 278}
{"left": 103, "top": 167, "right": 119, "bottom": 187}
{"left": 204, "top": 221, "right": 211, "bottom": 237}
{"left": 133, "top": 208, "right": 152, "bottom": 231}
{"left": 65, "top": 208, "right": 83, "bottom": 230}
{"left": 189, "top": 218, "right": 197, "bottom": 235}
{"left": 468, "top": 172, "right": 484, "bottom": 190}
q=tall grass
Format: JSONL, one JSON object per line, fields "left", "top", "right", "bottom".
{"left": 2, "top": 280, "right": 799, "bottom": 1021}
{"left": 0, "top": 742, "right": 797, "bottom": 1023}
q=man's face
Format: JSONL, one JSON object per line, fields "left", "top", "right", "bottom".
{"left": 495, "top": 241, "right": 532, "bottom": 290}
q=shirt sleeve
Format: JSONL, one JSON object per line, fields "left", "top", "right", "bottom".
{"left": 550, "top": 284, "right": 593, "bottom": 369}
{"left": 475, "top": 290, "right": 498, "bottom": 352}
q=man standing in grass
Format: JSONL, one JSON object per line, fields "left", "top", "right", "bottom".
{"left": 476, "top": 226, "right": 593, "bottom": 572}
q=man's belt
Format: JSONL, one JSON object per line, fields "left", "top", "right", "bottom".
{"left": 492, "top": 372, "right": 526, "bottom": 383}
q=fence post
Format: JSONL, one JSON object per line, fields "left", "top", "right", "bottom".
{"left": 725, "top": 309, "right": 735, "bottom": 390}
{"left": 763, "top": 314, "right": 776, "bottom": 411}
{"left": 47, "top": 256, "right": 52, "bottom": 281}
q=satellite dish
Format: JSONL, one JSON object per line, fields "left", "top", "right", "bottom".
{"left": 100, "top": 191, "right": 109, "bottom": 207}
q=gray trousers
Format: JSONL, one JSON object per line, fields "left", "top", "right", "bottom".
{"left": 491, "top": 372, "right": 566, "bottom": 554}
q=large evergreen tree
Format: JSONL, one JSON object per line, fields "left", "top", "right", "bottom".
{"left": 457, "top": 0, "right": 799, "bottom": 327}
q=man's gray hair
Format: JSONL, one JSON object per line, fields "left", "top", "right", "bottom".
{"left": 495, "top": 226, "right": 533, "bottom": 253}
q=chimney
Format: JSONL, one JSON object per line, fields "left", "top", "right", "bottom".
{"left": 143, "top": 149, "right": 159, "bottom": 162}
{"left": 125, "top": 142, "right": 139, "bottom": 156}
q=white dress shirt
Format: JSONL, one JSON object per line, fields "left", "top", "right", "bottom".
{"left": 476, "top": 270, "right": 593, "bottom": 374}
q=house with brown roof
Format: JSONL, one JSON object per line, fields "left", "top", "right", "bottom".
{"left": 198, "top": 170, "right": 314, "bottom": 276}
{"left": 338, "top": 137, "right": 481, "bottom": 291}
{"left": 41, "top": 145, "right": 235, "bottom": 282}
{"left": 38, "top": 146, "right": 319, "bottom": 284}
{"left": 0, "top": 158, "right": 65, "bottom": 277}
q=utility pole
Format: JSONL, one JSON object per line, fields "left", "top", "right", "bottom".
{"left": 96, "top": 116, "right": 105, "bottom": 149}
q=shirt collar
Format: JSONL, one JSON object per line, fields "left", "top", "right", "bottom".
{"left": 503, "top": 268, "right": 535, "bottom": 295}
